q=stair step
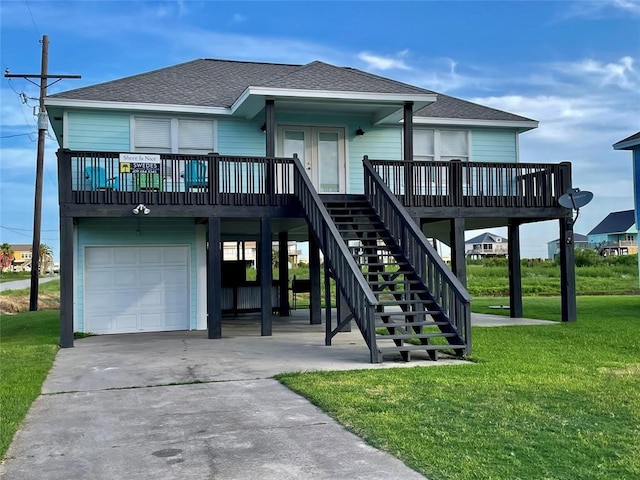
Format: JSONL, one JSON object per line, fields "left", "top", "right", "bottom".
{"left": 377, "top": 299, "right": 435, "bottom": 306}
{"left": 368, "top": 279, "right": 422, "bottom": 285}
{"left": 378, "top": 344, "right": 462, "bottom": 354}
{"left": 377, "top": 332, "right": 456, "bottom": 340}
{"left": 374, "top": 311, "right": 440, "bottom": 318}
{"left": 375, "top": 320, "right": 448, "bottom": 328}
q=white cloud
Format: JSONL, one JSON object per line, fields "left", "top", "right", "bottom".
{"left": 231, "top": 13, "right": 247, "bottom": 24}
{"left": 551, "top": 56, "right": 638, "bottom": 90}
{"left": 559, "top": 0, "right": 640, "bottom": 19}
{"left": 358, "top": 52, "right": 410, "bottom": 71}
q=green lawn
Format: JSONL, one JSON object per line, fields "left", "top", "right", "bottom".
{"left": 0, "top": 311, "right": 59, "bottom": 458}
{"left": 278, "top": 295, "right": 640, "bottom": 480}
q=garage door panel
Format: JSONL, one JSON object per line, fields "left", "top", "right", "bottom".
{"left": 163, "top": 312, "right": 187, "bottom": 329}
{"left": 85, "top": 248, "right": 113, "bottom": 266}
{"left": 163, "top": 247, "right": 188, "bottom": 264}
{"left": 114, "top": 249, "right": 137, "bottom": 265}
{"left": 139, "top": 247, "right": 163, "bottom": 264}
{"left": 85, "top": 246, "right": 189, "bottom": 334}
{"left": 139, "top": 269, "right": 163, "bottom": 287}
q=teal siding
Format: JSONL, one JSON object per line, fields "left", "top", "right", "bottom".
{"left": 217, "top": 119, "right": 266, "bottom": 156}
{"left": 348, "top": 126, "right": 402, "bottom": 194}
{"left": 471, "top": 129, "right": 517, "bottom": 163}
{"left": 76, "top": 218, "right": 199, "bottom": 331}
{"left": 67, "top": 111, "right": 130, "bottom": 151}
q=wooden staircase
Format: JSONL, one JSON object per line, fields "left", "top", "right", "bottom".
{"left": 324, "top": 196, "right": 466, "bottom": 361}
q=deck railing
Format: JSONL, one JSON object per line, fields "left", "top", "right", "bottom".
{"left": 58, "top": 149, "right": 295, "bottom": 206}
{"left": 292, "top": 155, "right": 380, "bottom": 362}
{"left": 369, "top": 158, "right": 572, "bottom": 208}
{"left": 364, "top": 158, "right": 472, "bottom": 353}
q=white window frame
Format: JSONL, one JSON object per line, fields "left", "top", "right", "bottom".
{"left": 412, "top": 128, "right": 471, "bottom": 162}
{"left": 131, "top": 116, "right": 217, "bottom": 154}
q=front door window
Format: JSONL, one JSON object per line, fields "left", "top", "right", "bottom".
{"left": 279, "top": 126, "right": 345, "bottom": 193}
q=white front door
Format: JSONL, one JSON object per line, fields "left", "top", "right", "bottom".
{"left": 278, "top": 126, "right": 346, "bottom": 193}
{"left": 84, "top": 245, "right": 190, "bottom": 334}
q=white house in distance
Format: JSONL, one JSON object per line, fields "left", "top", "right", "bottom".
{"left": 465, "top": 232, "right": 508, "bottom": 259}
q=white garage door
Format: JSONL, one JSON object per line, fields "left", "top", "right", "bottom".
{"left": 84, "top": 246, "right": 189, "bottom": 334}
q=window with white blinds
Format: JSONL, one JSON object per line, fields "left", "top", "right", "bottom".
{"left": 135, "top": 118, "right": 171, "bottom": 153}
{"left": 178, "top": 119, "right": 215, "bottom": 154}
{"left": 440, "top": 130, "right": 468, "bottom": 161}
{"left": 413, "top": 129, "right": 469, "bottom": 161}
{"left": 414, "top": 129, "right": 435, "bottom": 161}
{"left": 134, "top": 117, "right": 215, "bottom": 154}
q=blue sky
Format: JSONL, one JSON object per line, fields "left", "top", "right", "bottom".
{"left": 1, "top": 0, "right": 639, "bottom": 260}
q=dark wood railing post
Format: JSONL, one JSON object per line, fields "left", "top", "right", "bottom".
{"left": 265, "top": 99, "right": 275, "bottom": 205}
{"left": 208, "top": 152, "right": 219, "bottom": 205}
{"left": 448, "top": 159, "right": 463, "bottom": 207}
{"left": 403, "top": 101, "right": 414, "bottom": 206}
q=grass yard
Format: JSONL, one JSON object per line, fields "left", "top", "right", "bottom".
{"left": 278, "top": 295, "right": 640, "bottom": 480}
{"left": 0, "top": 311, "right": 59, "bottom": 458}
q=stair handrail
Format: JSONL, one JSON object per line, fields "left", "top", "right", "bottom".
{"left": 363, "top": 156, "right": 472, "bottom": 353}
{"left": 292, "top": 155, "right": 380, "bottom": 361}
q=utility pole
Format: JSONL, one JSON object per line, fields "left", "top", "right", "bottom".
{"left": 5, "top": 35, "right": 80, "bottom": 310}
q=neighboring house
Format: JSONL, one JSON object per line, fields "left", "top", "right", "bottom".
{"left": 465, "top": 232, "right": 508, "bottom": 259}
{"left": 613, "top": 132, "right": 640, "bottom": 284}
{"left": 45, "top": 58, "right": 577, "bottom": 362}
{"left": 6, "top": 244, "right": 33, "bottom": 271}
{"left": 222, "top": 240, "right": 300, "bottom": 267}
{"left": 547, "top": 233, "right": 588, "bottom": 260}
{"left": 587, "top": 210, "right": 638, "bottom": 256}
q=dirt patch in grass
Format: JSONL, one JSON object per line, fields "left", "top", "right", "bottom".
{"left": 0, "top": 293, "right": 59, "bottom": 313}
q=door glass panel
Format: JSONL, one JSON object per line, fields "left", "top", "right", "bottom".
{"left": 318, "top": 132, "right": 339, "bottom": 193}
{"left": 283, "top": 131, "right": 305, "bottom": 164}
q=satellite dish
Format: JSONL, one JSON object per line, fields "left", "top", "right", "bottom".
{"left": 558, "top": 188, "right": 593, "bottom": 209}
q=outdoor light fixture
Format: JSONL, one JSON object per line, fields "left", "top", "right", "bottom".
{"left": 355, "top": 126, "right": 365, "bottom": 136}
{"left": 132, "top": 204, "right": 150, "bottom": 215}
{"left": 260, "top": 123, "right": 267, "bottom": 133}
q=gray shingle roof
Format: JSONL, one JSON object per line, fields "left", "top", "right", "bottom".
{"left": 465, "top": 232, "right": 508, "bottom": 244}
{"left": 49, "top": 58, "right": 535, "bottom": 122}
{"left": 588, "top": 210, "right": 636, "bottom": 235}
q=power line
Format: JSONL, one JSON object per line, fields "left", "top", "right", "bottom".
{"left": 1, "top": 226, "right": 59, "bottom": 232}
{"left": 24, "top": 1, "right": 41, "bottom": 38}
{"left": 0, "top": 132, "right": 38, "bottom": 139}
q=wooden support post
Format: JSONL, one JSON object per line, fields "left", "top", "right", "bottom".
{"left": 207, "top": 217, "right": 222, "bottom": 339}
{"left": 559, "top": 217, "right": 577, "bottom": 322}
{"left": 59, "top": 215, "right": 74, "bottom": 348}
{"left": 508, "top": 221, "right": 523, "bottom": 318}
{"left": 278, "top": 231, "right": 290, "bottom": 316}
{"left": 260, "top": 217, "right": 273, "bottom": 335}
{"left": 450, "top": 217, "right": 467, "bottom": 286}
{"left": 309, "top": 229, "right": 322, "bottom": 325}
{"left": 403, "top": 101, "right": 414, "bottom": 207}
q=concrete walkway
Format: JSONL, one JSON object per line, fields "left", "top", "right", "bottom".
{"left": 1, "top": 311, "right": 555, "bottom": 479}
{"left": 0, "top": 276, "right": 59, "bottom": 292}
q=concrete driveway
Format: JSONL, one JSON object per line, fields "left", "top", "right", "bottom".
{"left": 1, "top": 311, "right": 554, "bottom": 479}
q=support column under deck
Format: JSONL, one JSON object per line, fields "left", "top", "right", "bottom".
{"left": 559, "top": 217, "right": 577, "bottom": 322}
{"left": 278, "top": 231, "right": 290, "bottom": 316}
{"left": 260, "top": 217, "right": 273, "bottom": 335}
{"left": 309, "top": 229, "right": 322, "bottom": 325}
{"left": 207, "top": 217, "right": 222, "bottom": 339}
{"left": 59, "top": 215, "right": 74, "bottom": 348}
{"left": 450, "top": 217, "right": 467, "bottom": 286}
{"left": 508, "top": 222, "right": 523, "bottom": 318}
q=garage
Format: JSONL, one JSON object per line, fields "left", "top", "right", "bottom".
{"left": 84, "top": 245, "right": 190, "bottom": 334}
